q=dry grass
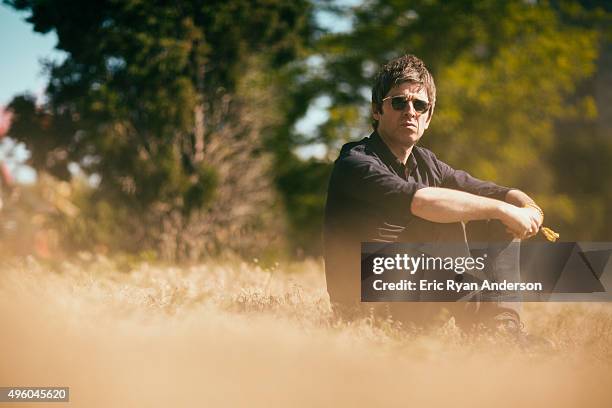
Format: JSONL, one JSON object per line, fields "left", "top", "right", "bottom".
{"left": 1, "top": 256, "right": 611, "bottom": 407}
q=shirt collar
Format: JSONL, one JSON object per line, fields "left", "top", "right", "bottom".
{"left": 369, "top": 131, "right": 417, "bottom": 177}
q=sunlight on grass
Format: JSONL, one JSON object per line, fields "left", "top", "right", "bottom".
{"left": 1, "top": 257, "right": 611, "bottom": 407}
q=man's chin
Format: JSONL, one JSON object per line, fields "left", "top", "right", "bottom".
{"left": 400, "top": 133, "right": 421, "bottom": 147}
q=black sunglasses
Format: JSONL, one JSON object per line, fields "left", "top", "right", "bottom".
{"left": 382, "top": 95, "right": 430, "bottom": 114}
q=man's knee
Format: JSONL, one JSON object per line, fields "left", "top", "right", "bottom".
{"left": 466, "top": 219, "right": 515, "bottom": 243}
{"left": 399, "top": 218, "right": 465, "bottom": 242}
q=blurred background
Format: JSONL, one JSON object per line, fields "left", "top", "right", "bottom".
{"left": 0, "top": 0, "right": 610, "bottom": 263}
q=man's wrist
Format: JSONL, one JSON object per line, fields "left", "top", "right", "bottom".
{"left": 490, "top": 200, "right": 510, "bottom": 221}
{"left": 523, "top": 202, "right": 543, "bottom": 216}
{"left": 523, "top": 202, "right": 544, "bottom": 225}
{"left": 504, "top": 189, "right": 522, "bottom": 206}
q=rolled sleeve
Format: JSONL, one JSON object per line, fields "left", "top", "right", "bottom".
{"left": 437, "top": 160, "right": 512, "bottom": 201}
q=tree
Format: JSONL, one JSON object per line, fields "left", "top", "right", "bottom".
{"left": 5, "top": 0, "right": 315, "bottom": 259}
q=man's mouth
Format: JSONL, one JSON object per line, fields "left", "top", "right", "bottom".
{"left": 402, "top": 122, "right": 417, "bottom": 128}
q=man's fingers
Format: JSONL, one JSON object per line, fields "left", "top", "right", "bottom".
{"left": 523, "top": 223, "right": 541, "bottom": 240}
{"left": 506, "top": 227, "right": 523, "bottom": 240}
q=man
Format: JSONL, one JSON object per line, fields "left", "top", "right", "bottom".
{"left": 324, "top": 54, "right": 543, "bottom": 334}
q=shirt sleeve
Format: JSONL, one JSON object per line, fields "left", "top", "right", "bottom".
{"left": 435, "top": 158, "right": 513, "bottom": 201}
{"left": 332, "top": 154, "right": 428, "bottom": 215}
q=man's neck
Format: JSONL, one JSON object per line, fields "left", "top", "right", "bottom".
{"left": 378, "top": 134, "right": 414, "bottom": 165}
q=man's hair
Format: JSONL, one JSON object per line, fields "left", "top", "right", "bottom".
{"left": 371, "top": 54, "right": 436, "bottom": 130}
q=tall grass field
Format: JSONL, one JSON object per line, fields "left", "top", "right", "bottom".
{"left": 1, "top": 256, "right": 611, "bottom": 407}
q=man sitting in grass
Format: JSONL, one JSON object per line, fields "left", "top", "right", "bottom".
{"left": 324, "top": 54, "right": 545, "bottom": 342}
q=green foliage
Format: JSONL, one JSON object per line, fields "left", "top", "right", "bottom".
{"left": 276, "top": 158, "right": 333, "bottom": 255}
{"left": 6, "top": 0, "right": 311, "bottom": 205}
{"left": 284, "top": 0, "right": 611, "bottom": 242}
{"left": 4, "top": 0, "right": 611, "bottom": 259}
{"left": 5, "top": 0, "right": 316, "bottom": 259}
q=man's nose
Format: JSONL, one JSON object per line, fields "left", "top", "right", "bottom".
{"left": 403, "top": 101, "right": 417, "bottom": 117}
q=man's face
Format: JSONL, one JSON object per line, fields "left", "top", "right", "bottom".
{"left": 373, "top": 82, "right": 432, "bottom": 153}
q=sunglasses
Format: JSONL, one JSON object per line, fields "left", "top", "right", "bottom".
{"left": 382, "top": 95, "right": 430, "bottom": 114}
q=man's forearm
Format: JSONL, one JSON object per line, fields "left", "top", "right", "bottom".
{"left": 410, "top": 187, "right": 542, "bottom": 238}
{"left": 410, "top": 187, "right": 508, "bottom": 223}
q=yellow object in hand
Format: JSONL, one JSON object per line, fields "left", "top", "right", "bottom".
{"left": 522, "top": 203, "right": 559, "bottom": 242}
{"left": 541, "top": 227, "right": 560, "bottom": 242}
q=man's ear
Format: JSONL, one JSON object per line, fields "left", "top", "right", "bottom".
{"left": 372, "top": 102, "right": 381, "bottom": 121}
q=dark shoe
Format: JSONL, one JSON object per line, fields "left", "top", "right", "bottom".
{"left": 492, "top": 311, "right": 555, "bottom": 351}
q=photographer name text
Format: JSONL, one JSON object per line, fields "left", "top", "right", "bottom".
{"left": 372, "top": 279, "right": 543, "bottom": 292}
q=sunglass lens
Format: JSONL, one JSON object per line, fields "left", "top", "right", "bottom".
{"left": 390, "top": 97, "right": 408, "bottom": 111}
{"left": 413, "top": 99, "right": 429, "bottom": 113}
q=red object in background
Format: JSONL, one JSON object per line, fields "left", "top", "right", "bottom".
{"left": 0, "top": 106, "right": 12, "bottom": 138}
{"left": 1, "top": 162, "right": 13, "bottom": 187}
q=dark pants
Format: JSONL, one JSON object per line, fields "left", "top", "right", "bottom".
{"left": 373, "top": 218, "right": 521, "bottom": 328}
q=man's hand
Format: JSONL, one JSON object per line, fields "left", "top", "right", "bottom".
{"left": 498, "top": 203, "right": 540, "bottom": 239}
{"left": 503, "top": 190, "right": 545, "bottom": 239}
{"left": 523, "top": 205, "right": 544, "bottom": 228}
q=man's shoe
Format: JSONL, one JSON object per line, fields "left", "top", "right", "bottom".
{"left": 492, "top": 311, "right": 555, "bottom": 351}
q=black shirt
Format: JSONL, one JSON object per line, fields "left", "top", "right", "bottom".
{"left": 323, "top": 131, "right": 513, "bottom": 305}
